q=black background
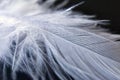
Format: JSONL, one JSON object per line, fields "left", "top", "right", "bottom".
{"left": 64, "top": 0, "right": 120, "bottom": 33}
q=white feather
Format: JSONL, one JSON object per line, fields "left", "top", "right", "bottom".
{"left": 0, "top": 0, "right": 120, "bottom": 80}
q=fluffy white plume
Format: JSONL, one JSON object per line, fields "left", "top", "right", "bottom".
{"left": 0, "top": 0, "right": 120, "bottom": 80}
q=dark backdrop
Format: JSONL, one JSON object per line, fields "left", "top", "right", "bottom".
{"left": 65, "top": 0, "right": 120, "bottom": 33}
